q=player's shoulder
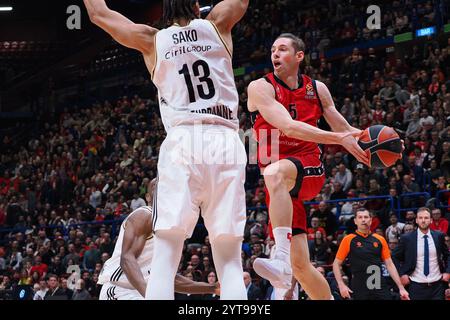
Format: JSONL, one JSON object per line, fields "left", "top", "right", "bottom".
{"left": 248, "top": 77, "right": 274, "bottom": 93}
{"left": 126, "top": 207, "right": 153, "bottom": 224}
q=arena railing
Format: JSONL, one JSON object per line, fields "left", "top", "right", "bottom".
{"left": 396, "top": 192, "right": 431, "bottom": 214}
{"left": 435, "top": 190, "right": 450, "bottom": 210}
{"left": 302, "top": 195, "right": 395, "bottom": 228}
{"left": 0, "top": 191, "right": 441, "bottom": 245}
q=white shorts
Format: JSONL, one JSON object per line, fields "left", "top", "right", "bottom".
{"left": 153, "top": 124, "right": 247, "bottom": 240}
{"left": 99, "top": 282, "right": 143, "bottom": 300}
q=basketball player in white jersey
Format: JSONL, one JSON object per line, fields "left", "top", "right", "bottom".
{"left": 84, "top": 0, "right": 249, "bottom": 300}
{"left": 98, "top": 180, "right": 220, "bottom": 300}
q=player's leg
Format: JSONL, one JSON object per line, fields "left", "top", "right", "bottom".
{"left": 145, "top": 228, "right": 186, "bottom": 300}
{"left": 209, "top": 234, "right": 247, "bottom": 300}
{"left": 145, "top": 128, "right": 201, "bottom": 299}
{"left": 290, "top": 233, "right": 333, "bottom": 300}
{"left": 201, "top": 130, "right": 247, "bottom": 300}
{"left": 253, "top": 159, "right": 297, "bottom": 288}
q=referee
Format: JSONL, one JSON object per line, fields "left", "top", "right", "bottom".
{"left": 332, "top": 209, "right": 409, "bottom": 300}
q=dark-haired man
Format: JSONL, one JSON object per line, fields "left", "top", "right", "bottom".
{"left": 333, "top": 209, "right": 409, "bottom": 300}
{"left": 84, "top": 0, "right": 249, "bottom": 300}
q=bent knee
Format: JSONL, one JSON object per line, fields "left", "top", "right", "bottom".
{"left": 263, "top": 171, "right": 285, "bottom": 190}
{"left": 291, "top": 254, "right": 312, "bottom": 275}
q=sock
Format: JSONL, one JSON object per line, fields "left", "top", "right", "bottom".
{"left": 273, "top": 227, "right": 292, "bottom": 262}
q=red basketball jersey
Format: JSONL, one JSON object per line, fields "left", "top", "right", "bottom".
{"left": 252, "top": 73, "right": 323, "bottom": 167}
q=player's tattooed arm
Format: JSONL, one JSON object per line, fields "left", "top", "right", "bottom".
{"left": 316, "top": 80, "right": 362, "bottom": 135}
{"left": 83, "top": 0, "right": 157, "bottom": 54}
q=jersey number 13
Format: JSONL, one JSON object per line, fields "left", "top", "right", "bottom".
{"left": 178, "top": 60, "right": 216, "bottom": 103}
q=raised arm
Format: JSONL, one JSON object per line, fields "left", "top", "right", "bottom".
{"left": 247, "top": 79, "right": 369, "bottom": 165}
{"left": 317, "top": 81, "right": 361, "bottom": 134}
{"left": 83, "top": 0, "right": 157, "bottom": 54}
{"left": 207, "top": 0, "right": 249, "bottom": 33}
{"left": 206, "top": 0, "right": 249, "bottom": 55}
{"left": 120, "top": 210, "right": 152, "bottom": 297}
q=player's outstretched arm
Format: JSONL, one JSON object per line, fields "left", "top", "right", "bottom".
{"left": 316, "top": 81, "right": 361, "bottom": 134}
{"left": 120, "top": 210, "right": 152, "bottom": 298}
{"left": 207, "top": 0, "right": 249, "bottom": 32}
{"left": 174, "top": 275, "right": 218, "bottom": 295}
{"left": 248, "top": 79, "right": 369, "bottom": 165}
{"left": 83, "top": 0, "right": 157, "bottom": 54}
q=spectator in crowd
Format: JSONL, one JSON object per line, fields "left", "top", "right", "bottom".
{"left": 71, "top": 279, "right": 91, "bottom": 300}
{"left": 130, "top": 193, "right": 146, "bottom": 211}
{"left": 244, "top": 271, "right": 262, "bottom": 300}
{"left": 386, "top": 213, "right": 405, "bottom": 243}
{"left": 44, "top": 274, "right": 68, "bottom": 300}
{"left": 33, "top": 279, "right": 48, "bottom": 300}
{"left": 334, "top": 164, "right": 353, "bottom": 193}
{"left": 430, "top": 208, "right": 449, "bottom": 235}
{"left": 309, "top": 231, "right": 331, "bottom": 266}
{"left": 202, "top": 271, "right": 220, "bottom": 300}
{"left": 307, "top": 217, "right": 327, "bottom": 241}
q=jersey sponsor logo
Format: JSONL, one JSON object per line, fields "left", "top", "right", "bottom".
{"left": 172, "top": 29, "right": 198, "bottom": 44}
{"left": 165, "top": 45, "right": 212, "bottom": 60}
{"left": 191, "top": 104, "right": 234, "bottom": 120}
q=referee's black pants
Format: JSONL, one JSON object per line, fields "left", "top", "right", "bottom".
{"left": 352, "top": 287, "right": 391, "bottom": 300}
{"left": 409, "top": 280, "right": 445, "bottom": 300}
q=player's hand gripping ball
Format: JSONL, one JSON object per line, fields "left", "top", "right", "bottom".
{"left": 357, "top": 125, "right": 402, "bottom": 168}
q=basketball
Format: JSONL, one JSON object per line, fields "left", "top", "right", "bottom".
{"left": 358, "top": 125, "right": 402, "bottom": 168}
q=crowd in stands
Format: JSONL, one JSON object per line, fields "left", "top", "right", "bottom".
{"left": 0, "top": 0, "right": 449, "bottom": 300}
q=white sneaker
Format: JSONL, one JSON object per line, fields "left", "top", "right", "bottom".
{"left": 253, "top": 257, "right": 292, "bottom": 289}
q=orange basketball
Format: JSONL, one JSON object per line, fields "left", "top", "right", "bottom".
{"left": 358, "top": 125, "right": 402, "bottom": 168}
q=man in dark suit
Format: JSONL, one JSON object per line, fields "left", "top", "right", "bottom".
{"left": 244, "top": 272, "right": 262, "bottom": 300}
{"left": 392, "top": 207, "right": 450, "bottom": 300}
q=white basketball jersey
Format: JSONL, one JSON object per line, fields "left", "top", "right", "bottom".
{"left": 152, "top": 19, "right": 239, "bottom": 130}
{"left": 97, "top": 206, "right": 154, "bottom": 289}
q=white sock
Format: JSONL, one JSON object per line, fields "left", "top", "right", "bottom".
{"left": 273, "top": 227, "right": 291, "bottom": 262}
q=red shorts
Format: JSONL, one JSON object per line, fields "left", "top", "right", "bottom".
{"left": 266, "top": 153, "right": 325, "bottom": 237}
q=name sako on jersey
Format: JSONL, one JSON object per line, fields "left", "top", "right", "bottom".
{"left": 152, "top": 19, "right": 239, "bottom": 131}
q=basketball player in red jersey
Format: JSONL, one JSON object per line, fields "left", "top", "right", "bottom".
{"left": 248, "top": 34, "right": 370, "bottom": 300}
